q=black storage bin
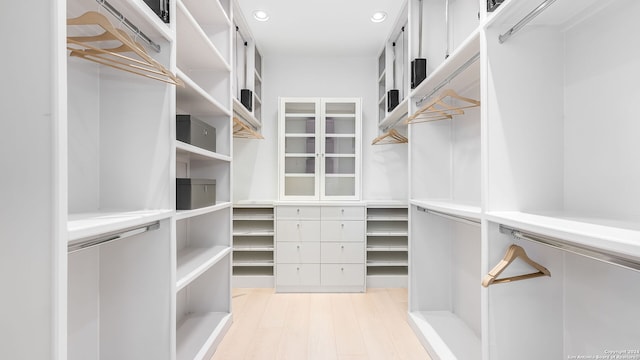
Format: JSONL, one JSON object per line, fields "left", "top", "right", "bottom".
{"left": 241, "top": 89, "right": 253, "bottom": 111}
{"left": 177, "top": 115, "right": 216, "bottom": 153}
{"left": 487, "top": 0, "right": 505, "bottom": 12}
{"left": 387, "top": 90, "right": 400, "bottom": 112}
{"left": 176, "top": 178, "right": 216, "bottom": 210}
{"left": 411, "top": 58, "right": 427, "bottom": 89}
{"left": 143, "top": 0, "right": 170, "bottom": 23}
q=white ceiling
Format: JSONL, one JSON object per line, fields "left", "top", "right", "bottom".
{"left": 235, "top": 0, "right": 405, "bottom": 57}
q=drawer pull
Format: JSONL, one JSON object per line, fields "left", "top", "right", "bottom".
{"left": 341, "top": 245, "right": 345, "bottom": 250}
{"left": 296, "top": 267, "right": 300, "bottom": 271}
{"left": 297, "top": 208, "right": 300, "bottom": 214}
{"left": 341, "top": 267, "right": 344, "bottom": 271}
{"left": 341, "top": 223, "right": 344, "bottom": 228}
{"left": 297, "top": 223, "right": 300, "bottom": 229}
{"left": 341, "top": 208, "right": 344, "bottom": 214}
{"left": 297, "top": 245, "right": 300, "bottom": 249}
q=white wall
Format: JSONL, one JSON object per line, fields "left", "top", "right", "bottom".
{"left": 233, "top": 55, "right": 408, "bottom": 202}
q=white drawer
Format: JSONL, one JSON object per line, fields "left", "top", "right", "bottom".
{"left": 321, "top": 220, "right": 365, "bottom": 242}
{"left": 321, "top": 243, "right": 364, "bottom": 264}
{"left": 277, "top": 220, "right": 321, "bottom": 242}
{"left": 276, "top": 206, "right": 320, "bottom": 220}
{"left": 321, "top": 264, "right": 364, "bottom": 287}
{"left": 321, "top": 206, "right": 364, "bottom": 220}
{"left": 276, "top": 264, "right": 320, "bottom": 287}
{"left": 277, "top": 242, "right": 320, "bottom": 263}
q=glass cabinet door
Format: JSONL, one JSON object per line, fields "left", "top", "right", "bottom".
{"left": 322, "top": 100, "right": 359, "bottom": 198}
{"left": 283, "top": 100, "right": 319, "bottom": 198}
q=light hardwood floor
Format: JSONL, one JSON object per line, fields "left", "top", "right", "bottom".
{"left": 211, "top": 288, "right": 431, "bottom": 360}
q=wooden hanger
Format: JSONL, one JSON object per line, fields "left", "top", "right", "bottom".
{"left": 233, "top": 117, "right": 264, "bottom": 139}
{"left": 481, "top": 244, "right": 550, "bottom": 287}
{"left": 371, "top": 129, "right": 408, "bottom": 145}
{"left": 406, "top": 89, "right": 480, "bottom": 124}
{"left": 67, "top": 11, "right": 183, "bottom": 86}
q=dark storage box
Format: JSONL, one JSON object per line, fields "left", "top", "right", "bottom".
{"left": 143, "top": 0, "right": 170, "bottom": 23}
{"left": 411, "top": 58, "right": 427, "bottom": 89}
{"left": 241, "top": 89, "right": 253, "bottom": 111}
{"left": 177, "top": 115, "right": 216, "bottom": 153}
{"left": 176, "top": 178, "right": 216, "bottom": 210}
{"left": 387, "top": 89, "right": 399, "bottom": 112}
{"left": 487, "top": 0, "right": 505, "bottom": 12}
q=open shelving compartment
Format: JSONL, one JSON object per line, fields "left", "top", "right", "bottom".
{"left": 484, "top": 0, "right": 640, "bottom": 357}
{"left": 366, "top": 205, "right": 409, "bottom": 286}
{"left": 409, "top": 205, "right": 482, "bottom": 360}
{"left": 66, "top": 0, "right": 174, "bottom": 356}
{"left": 232, "top": 204, "right": 275, "bottom": 287}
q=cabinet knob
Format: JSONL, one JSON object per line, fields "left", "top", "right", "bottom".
{"left": 341, "top": 245, "right": 344, "bottom": 249}
{"left": 341, "top": 267, "right": 344, "bottom": 271}
{"left": 341, "top": 223, "right": 344, "bottom": 228}
{"left": 297, "top": 267, "right": 300, "bottom": 271}
{"left": 341, "top": 208, "right": 344, "bottom": 214}
{"left": 297, "top": 223, "right": 300, "bottom": 229}
{"left": 297, "top": 208, "right": 300, "bottom": 214}
{"left": 203, "top": 129, "right": 208, "bottom": 136}
{"left": 297, "top": 245, "right": 300, "bottom": 249}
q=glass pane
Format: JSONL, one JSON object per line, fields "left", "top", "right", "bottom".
{"left": 285, "top": 157, "right": 315, "bottom": 174}
{"left": 325, "top": 102, "right": 356, "bottom": 114}
{"left": 285, "top": 117, "right": 315, "bottom": 134}
{"left": 285, "top": 102, "right": 316, "bottom": 114}
{"left": 325, "top": 158, "right": 355, "bottom": 174}
{"left": 285, "top": 137, "right": 315, "bottom": 154}
{"left": 285, "top": 177, "right": 315, "bottom": 196}
{"left": 325, "top": 138, "right": 355, "bottom": 154}
{"left": 325, "top": 177, "right": 355, "bottom": 197}
{"left": 325, "top": 118, "right": 355, "bottom": 134}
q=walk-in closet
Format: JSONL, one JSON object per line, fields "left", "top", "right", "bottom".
{"left": 3, "top": 0, "right": 639, "bottom": 359}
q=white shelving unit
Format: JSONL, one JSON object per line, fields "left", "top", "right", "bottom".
{"left": 406, "top": 0, "right": 640, "bottom": 359}
{"left": 232, "top": 203, "right": 275, "bottom": 288}
{"left": 175, "top": 0, "right": 233, "bottom": 359}
{"left": 366, "top": 203, "right": 409, "bottom": 288}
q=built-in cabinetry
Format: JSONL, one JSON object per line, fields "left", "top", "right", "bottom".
{"left": 407, "top": 0, "right": 640, "bottom": 359}
{"left": 366, "top": 203, "right": 408, "bottom": 288}
{"left": 278, "top": 97, "right": 362, "bottom": 200}
{"left": 175, "top": 0, "right": 233, "bottom": 358}
{"left": 275, "top": 204, "right": 365, "bottom": 292}
{"left": 232, "top": 1, "right": 262, "bottom": 131}
{"left": 232, "top": 203, "right": 275, "bottom": 288}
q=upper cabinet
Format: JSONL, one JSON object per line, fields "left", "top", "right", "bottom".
{"left": 232, "top": 1, "right": 263, "bottom": 132}
{"left": 279, "top": 98, "right": 362, "bottom": 201}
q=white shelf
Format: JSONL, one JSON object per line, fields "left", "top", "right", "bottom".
{"left": 486, "top": 211, "right": 640, "bottom": 261}
{"left": 367, "top": 267, "right": 408, "bottom": 276}
{"left": 410, "top": 199, "right": 482, "bottom": 221}
{"left": 367, "top": 260, "right": 409, "bottom": 267}
{"left": 67, "top": 209, "right": 173, "bottom": 242}
{"left": 176, "top": 312, "right": 232, "bottom": 360}
{"left": 325, "top": 134, "right": 356, "bottom": 138}
{"left": 325, "top": 113, "right": 356, "bottom": 118}
{"left": 233, "top": 246, "right": 274, "bottom": 252}
{"left": 232, "top": 260, "right": 274, "bottom": 267}
{"left": 181, "top": 0, "right": 231, "bottom": 29}
{"left": 379, "top": 97, "right": 409, "bottom": 130}
{"left": 367, "top": 246, "right": 409, "bottom": 252}
{"left": 366, "top": 231, "right": 409, "bottom": 237}
{"left": 408, "top": 311, "right": 481, "bottom": 360}
{"left": 175, "top": 202, "right": 232, "bottom": 221}
{"left": 284, "top": 173, "right": 315, "bottom": 178}
{"left": 176, "top": 1, "right": 230, "bottom": 73}
{"left": 285, "top": 133, "right": 314, "bottom": 138}
{"left": 176, "top": 246, "right": 231, "bottom": 291}
{"left": 232, "top": 230, "right": 274, "bottom": 236}
{"left": 284, "top": 153, "right": 314, "bottom": 158}
{"left": 176, "top": 141, "right": 231, "bottom": 162}
{"left": 177, "top": 70, "right": 230, "bottom": 117}
{"left": 367, "top": 215, "right": 408, "bottom": 221}
{"left": 410, "top": 29, "right": 481, "bottom": 102}
{"left": 233, "top": 214, "right": 274, "bottom": 221}
{"left": 233, "top": 98, "right": 261, "bottom": 130}
{"left": 325, "top": 154, "right": 356, "bottom": 158}
{"left": 325, "top": 174, "right": 356, "bottom": 178}
{"left": 285, "top": 113, "right": 316, "bottom": 118}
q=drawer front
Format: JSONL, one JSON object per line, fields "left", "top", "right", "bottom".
{"left": 277, "top": 242, "right": 320, "bottom": 263}
{"left": 321, "top": 221, "right": 365, "bottom": 242}
{"left": 277, "top": 220, "right": 321, "bottom": 242}
{"left": 276, "top": 264, "right": 320, "bottom": 287}
{"left": 321, "top": 243, "right": 364, "bottom": 264}
{"left": 321, "top": 264, "right": 364, "bottom": 287}
{"left": 321, "top": 206, "right": 365, "bottom": 220}
{"left": 276, "top": 206, "right": 320, "bottom": 220}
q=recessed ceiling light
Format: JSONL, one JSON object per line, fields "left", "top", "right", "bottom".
{"left": 253, "top": 10, "right": 269, "bottom": 22}
{"left": 371, "top": 11, "right": 387, "bottom": 23}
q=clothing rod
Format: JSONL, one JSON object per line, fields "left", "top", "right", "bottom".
{"left": 498, "top": 0, "right": 558, "bottom": 44}
{"left": 417, "top": 206, "right": 481, "bottom": 226}
{"left": 415, "top": 52, "right": 480, "bottom": 106}
{"left": 68, "top": 221, "right": 160, "bottom": 253}
{"left": 499, "top": 225, "right": 640, "bottom": 273}
{"left": 96, "top": 0, "right": 161, "bottom": 53}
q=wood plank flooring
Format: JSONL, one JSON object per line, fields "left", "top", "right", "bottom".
{"left": 211, "top": 288, "right": 431, "bottom": 360}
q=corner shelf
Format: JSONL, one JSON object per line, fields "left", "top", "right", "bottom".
{"left": 366, "top": 204, "right": 408, "bottom": 288}
{"left": 232, "top": 204, "right": 275, "bottom": 287}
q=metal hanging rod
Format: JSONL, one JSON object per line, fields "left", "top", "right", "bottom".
{"left": 417, "top": 206, "right": 481, "bottom": 227}
{"left": 96, "top": 0, "right": 161, "bottom": 53}
{"left": 68, "top": 221, "right": 160, "bottom": 253}
{"left": 415, "top": 52, "right": 480, "bottom": 106}
{"left": 499, "top": 225, "right": 640, "bottom": 273}
{"left": 498, "top": 0, "right": 558, "bottom": 44}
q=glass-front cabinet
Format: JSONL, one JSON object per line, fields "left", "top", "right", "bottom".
{"left": 279, "top": 97, "right": 361, "bottom": 200}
